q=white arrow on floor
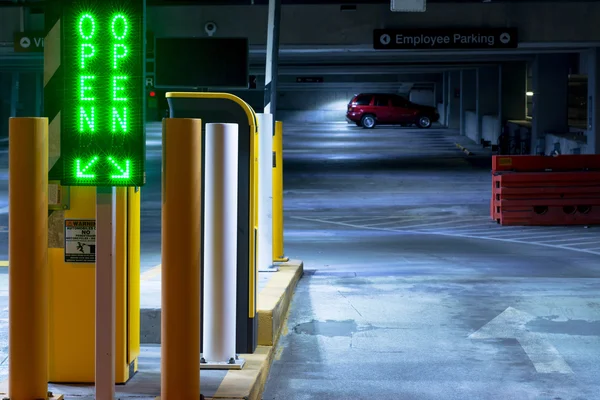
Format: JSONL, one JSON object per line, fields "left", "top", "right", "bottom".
{"left": 469, "top": 307, "right": 573, "bottom": 374}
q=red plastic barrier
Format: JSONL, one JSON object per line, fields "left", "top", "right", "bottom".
{"left": 492, "top": 155, "right": 600, "bottom": 173}
{"left": 490, "top": 169, "right": 600, "bottom": 225}
{"left": 497, "top": 205, "right": 600, "bottom": 226}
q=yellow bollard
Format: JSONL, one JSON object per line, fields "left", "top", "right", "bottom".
{"left": 8, "top": 117, "right": 49, "bottom": 399}
{"left": 161, "top": 118, "right": 202, "bottom": 399}
{"left": 272, "top": 121, "right": 289, "bottom": 262}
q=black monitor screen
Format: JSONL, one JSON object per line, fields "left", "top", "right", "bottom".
{"left": 155, "top": 37, "right": 249, "bottom": 88}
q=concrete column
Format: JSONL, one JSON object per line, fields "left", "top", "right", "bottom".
{"left": 460, "top": 69, "right": 476, "bottom": 138}
{"left": 263, "top": 0, "right": 281, "bottom": 119}
{"left": 587, "top": 47, "right": 600, "bottom": 154}
{"left": 460, "top": 70, "right": 464, "bottom": 135}
{"left": 475, "top": 68, "right": 480, "bottom": 142}
{"left": 501, "top": 62, "right": 527, "bottom": 121}
{"left": 498, "top": 65, "right": 503, "bottom": 135}
{"left": 532, "top": 54, "right": 569, "bottom": 153}
{"left": 442, "top": 71, "right": 448, "bottom": 127}
{"left": 478, "top": 66, "right": 500, "bottom": 143}
{"left": 447, "top": 71, "right": 461, "bottom": 130}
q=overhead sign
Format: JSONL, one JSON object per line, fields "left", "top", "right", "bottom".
{"left": 14, "top": 31, "right": 45, "bottom": 52}
{"left": 374, "top": 28, "right": 518, "bottom": 50}
{"left": 391, "top": 0, "right": 426, "bottom": 12}
{"left": 65, "top": 219, "right": 96, "bottom": 263}
{"left": 296, "top": 77, "right": 324, "bottom": 83}
{"left": 61, "top": 0, "right": 146, "bottom": 187}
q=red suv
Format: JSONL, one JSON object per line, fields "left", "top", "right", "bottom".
{"left": 346, "top": 93, "right": 440, "bottom": 129}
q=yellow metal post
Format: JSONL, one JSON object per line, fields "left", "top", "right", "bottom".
{"left": 272, "top": 120, "right": 288, "bottom": 262}
{"left": 8, "top": 117, "right": 49, "bottom": 399}
{"left": 161, "top": 118, "right": 202, "bottom": 399}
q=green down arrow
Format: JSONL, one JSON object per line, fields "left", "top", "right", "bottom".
{"left": 108, "top": 157, "right": 130, "bottom": 179}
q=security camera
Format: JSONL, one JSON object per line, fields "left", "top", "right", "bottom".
{"left": 205, "top": 22, "right": 217, "bottom": 37}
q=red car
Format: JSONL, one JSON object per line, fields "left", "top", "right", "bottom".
{"left": 346, "top": 93, "right": 440, "bottom": 129}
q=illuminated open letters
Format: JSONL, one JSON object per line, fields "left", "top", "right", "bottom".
{"left": 61, "top": 0, "right": 145, "bottom": 187}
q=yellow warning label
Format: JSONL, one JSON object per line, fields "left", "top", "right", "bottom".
{"left": 498, "top": 157, "right": 512, "bottom": 166}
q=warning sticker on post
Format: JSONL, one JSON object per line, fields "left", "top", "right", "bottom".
{"left": 65, "top": 219, "right": 96, "bottom": 263}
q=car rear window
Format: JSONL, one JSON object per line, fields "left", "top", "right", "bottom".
{"left": 354, "top": 95, "right": 371, "bottom": 106}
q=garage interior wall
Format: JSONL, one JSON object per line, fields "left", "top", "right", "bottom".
{"left": 447, "top": 71, "right": 461, "bottom": 130}
{"left": 501, "top": 62, "right": 527, "bottom": 122}
{"left": 461, "top": 69, "right": 477, "bottom": 140}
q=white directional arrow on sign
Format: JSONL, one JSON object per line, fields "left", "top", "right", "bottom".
{"left": 469, "top": 307, "right": 573, "bottom": 374}
{"left": 20, "top": 37, "right": 31, "bottom": 48}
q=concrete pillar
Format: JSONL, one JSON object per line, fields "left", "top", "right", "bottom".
{"left": 442, "top": 71, "right": 448, "bottom": 127}
{"left": 498, "top": 65, "right": 503, "bottom": 135}
{"left": 532, "top": 54, "right": 569, "bottom": 154}
{"left": 501, "top": 62, "right": 527, "bottom": 121}
{"left": 475, "top": 69, "right": 480, "bottom": 142}
{"left": 587, "top": 47, "right": 600, "bottom": 154}
{"left": 460, "top": 69, "right": 476, "bottom": 138}
{"left": 447, "top": 71, "right": 461, "bottom": 130}
{"left": 478, "top": 66, "right": 500, "bottom": 142}
{"left": 263, "top": 0, "right": 281, "bottom": 119}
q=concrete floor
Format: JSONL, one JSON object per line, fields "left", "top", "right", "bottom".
{"left": 263, "top": 122, "right": 600, "bottom": 400}
{"left": 0, "top": 121, "right": 599, "bottom": 399}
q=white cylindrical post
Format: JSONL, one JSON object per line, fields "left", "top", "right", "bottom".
{"left": 203, "top": 123, "right": 239, "bottom": 364}
{"left": 257, "top": 113, "right": 275, "bottom": 272}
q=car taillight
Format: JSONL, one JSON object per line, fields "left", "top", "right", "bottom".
{"left": 348, "top": 105, "right": 354, "bottom": 111}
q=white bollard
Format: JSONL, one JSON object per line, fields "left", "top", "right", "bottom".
{"left": 256, "top": 113, "right": 276, "bottom": 272}
{"left": 202, "top": 123, "right": 241, "bottom": 367}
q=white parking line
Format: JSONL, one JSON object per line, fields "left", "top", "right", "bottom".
{"left": 536, "top": 236, "right": 600, "bottom": 244}
{"left": 291, "top": 216, "right": 600, "bottom": 256}
{"left": 406, "top": 220, "right": 493, "bottom": 230}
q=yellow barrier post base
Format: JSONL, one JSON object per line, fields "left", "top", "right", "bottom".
{"left": 274, "top": 257, "right": 290, "bottom": 263}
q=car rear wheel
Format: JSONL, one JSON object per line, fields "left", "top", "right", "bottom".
{"left": 417, "top": 115, "right": 432, "bottom": 129}
{"left": 361, "top": 115, "right": 376, "bottom": 129}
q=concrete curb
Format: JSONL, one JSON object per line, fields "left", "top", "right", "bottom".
{"left": 141, "top": 260, "right": 304, "bottom": 400}
{"left": 257, "top": 261, "right": 304, "bottom": 346}
{"left": 140, "top": 260, "right": 304, "bottom": 346}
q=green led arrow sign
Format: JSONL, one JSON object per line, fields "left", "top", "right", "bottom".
{"left": 108, "top": 157, "right": 131, "bottom": 179}
{"left": 60, "top": 0, "right": 146, "bottom": 187}
{"left": 76, "top": 156, "right": 99, "bottom": 179}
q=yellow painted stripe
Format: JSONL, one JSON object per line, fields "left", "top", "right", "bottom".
{"left": 44, "top": 19, "right": 60, "bottom": 87}
{"left": 0, "top": 261, "right": 8, "bottom": 267}
{"left": 140, "top": 264, "right": 161, "bottom": 281}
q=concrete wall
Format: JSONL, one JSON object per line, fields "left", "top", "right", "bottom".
{"left": 482, "top": 115, "right": 501, "bottom": 145}
{"left": 532, "top": 54, "right": 570, "bottom": 152}
{"left": 461, "top": 69, "right": 477, "bottom": 136}
{"left": 0, "top": 8, "right": 21, "bottom": 42}
{"left": 502, "top": 62, "right": 527, "bottom": 121}
{"left": 544, "top": 133, "right": 588, "bottom": 155}
{"left": 448, "top": 71, "right": 461, "bottom": 130}
{"left": 277, "top": 90, "right": 354, "bottom": 123}
{"left": 138, "top": 2, "right": 600, "bottom": 46}
{"left": 465, "top": 111, "right": 479, "bottom": 143}
{"left": 437, "top": 103, "right": 445, "bottom": 126}
{"left": 479, "top": 67, "right": 499, "bottom": 118}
